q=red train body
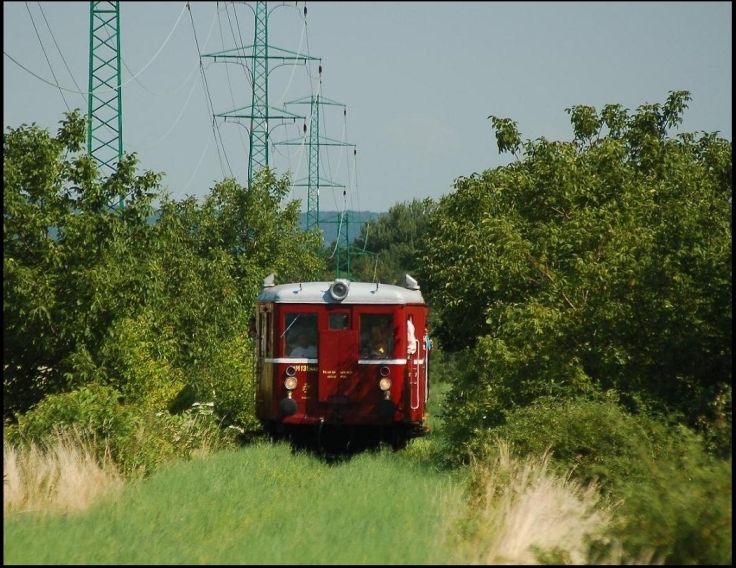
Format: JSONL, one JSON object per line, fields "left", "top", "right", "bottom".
{"left": 255, "top": 275, "right": 430, "bottom": 443}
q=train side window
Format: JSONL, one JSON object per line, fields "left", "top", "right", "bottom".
{"left": 328, "top": 312, "right": 350, "bottom": 330}
{"left": 360, "top": 314, "right": 394, "bottom": 359}
{"left": 284, "top": 312, "right": 318, "bottom": 358}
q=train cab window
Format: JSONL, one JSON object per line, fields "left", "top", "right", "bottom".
{"left": 328, "top": 312, "right": 350, "bottom": 330}
{"left": 360, "top": 314, "right": 394, "bottom": 359}
{"left": 284, "top": 313, "right": 318, "bottom": 358}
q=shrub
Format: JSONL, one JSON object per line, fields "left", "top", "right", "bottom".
{"left": 477, "top": 394, "right": 673, "bottom": 487}
{"left": 600, "top": 430, "right": 732, "bottom": 565}
{"left": 7, "top": 383, "right": 237, "bottom": 478}
{"left": 98, "top": 313, "right": 185, "bottom": 412}
{"left": 473, "top": 396, "right": 732, "bottom": 564}
{"left": 419, "top": 93, "right": 732, "bottom": 440}
{"left": 8, "top": 383, "right": 137, "bottom": 461}
{"left": 186, "top": 334, "right": 260, "bottom": 432}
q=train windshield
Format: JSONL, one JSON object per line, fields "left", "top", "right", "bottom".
{"left": 360, "top": 314, "right": 394, "bottom": 359}
{"left": 284, "top": 313, "right": 318, "bottom": 358}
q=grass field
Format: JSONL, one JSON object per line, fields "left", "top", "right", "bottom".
{"left": 3, "top": 440, "right": 466, "bottom": 564}
{"left": 4, "top": 379, "right": 629, "bottom": 565}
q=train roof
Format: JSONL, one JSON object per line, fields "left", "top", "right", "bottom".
{"left": 257, "top": 275, "right": 426, "bottom": 305}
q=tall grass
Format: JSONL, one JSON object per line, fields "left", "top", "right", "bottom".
{"left": 451, "top": 440, "right": 660, "bottom": 565}
{"left": 3, "top": 429, "right": 123, "bottom": 515}
{"left": 3, "top": 441, "right": 465, "bottom": 564}
{"left": 453, "top": 441, "right": 606, "bottom": 564}
{"left": 4, "top": 433, "right": 668, "bottom": 564}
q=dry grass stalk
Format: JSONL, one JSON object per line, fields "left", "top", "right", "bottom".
{"left": 3, "top": 429, "right": 123, "bottom": 515}
{"left": 463, "top": 441, "right": 611, "bottom": 565}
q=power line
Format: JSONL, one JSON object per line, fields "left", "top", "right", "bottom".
{"left": 6, "top": 2, "right": 189, "bottom": 97}
{"left": 3, "top": 50, "right": 84, "bottom": 94}
{"left": 225, "top": 1, "right": 253, "bottom": 85}
{"left": 123, "top": 5, "right": 219, "bottom": 99}
{"left": 133, "top": 74, "right": 201, "bottom": 151}
{"left": 36, "top": 1, "right": 85, "bottom": 107}
{"left": 24, "top": 2, "right": 70, "bottom": 111}
{"left": 181, "top": 135, "right": 215, "bottom": 193}
{"left": 121, "top": 2, "right": 189, "bottom": 85}
{"left": 187, "top": 1, "right": 234, "bottom": 178}
{"left": 218, "top": 3, "right": 249, "bottom": 158}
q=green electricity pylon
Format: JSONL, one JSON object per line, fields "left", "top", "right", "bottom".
{"left": 87, "top": 0, "right": 123, "bottom": 201}
{"left": 275, "top": 95, "right": 355, "bottom": 232}
{"left": 202, "top": 1, "right": 319, "bottom": 188}
{"left": 322, "top": 209, "right": 374, "bottom": 279}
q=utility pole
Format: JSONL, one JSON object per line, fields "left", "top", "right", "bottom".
{"left": 87, "top": 1, "right": 123, "bottom": 204}
{"left": 202, "top": 1, "right": 318, "bottom": 188}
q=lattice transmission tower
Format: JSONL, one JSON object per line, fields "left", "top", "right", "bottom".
{"left": 202, "top": 1, "right": 318, "bottom": 188}
{"left": 275, "top": 94, "right": 355, "bottom": 232}
{"left": 87, "top": 0, "right": 123, "bottom": 198}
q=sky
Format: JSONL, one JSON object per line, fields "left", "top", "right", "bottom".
{"left": 3, "top": 1, "right": 733, "bottom": 213}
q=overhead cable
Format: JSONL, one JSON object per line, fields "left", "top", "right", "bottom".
{"left": 7, "top": 2, "right": 189, "bottom": 97}
{"left": 24, "top": 2, "right": 70, "bottom": 111}
{"left": 36, "top": 1, "right": 85, "bottom": 107}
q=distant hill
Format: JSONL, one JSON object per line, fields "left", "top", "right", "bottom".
{"left": 300, "top": 210, "right": 383, "bottom": 244}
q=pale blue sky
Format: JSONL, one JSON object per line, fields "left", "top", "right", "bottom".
{"left": 3, "top": 1, "right": 732, "bottom": 212}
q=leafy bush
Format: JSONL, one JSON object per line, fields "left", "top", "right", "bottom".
{"left": 97, "top": 312, "right": 185, "bottom": 411}
{"left": 419, "top": 92, "right": 732, "bottom": 440}
{"left": 466, "top": 396, "right": 732, "bottom": 564}
{"left": 5, "top": 382, "right": 237, "bottom": 478}
{"left": 603, "top": 440, "right": 732, "bottom": 565}
{"left": 473, "top": 395, "right": 673, "bottom": 487}
{"left": 6, "top": 383, "right": 137, "bottom": 468}
{"left": 186, "top": 334, "right": 260, "bottom": 432}
{"left": 115, "top": 409, "right": 237, "bottom": 478}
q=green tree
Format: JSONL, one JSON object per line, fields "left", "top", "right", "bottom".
{"left": 4, "top": 111, "right": 324, "bottom": 435}
{"left": 418, "top": 91, "right": 731, "bottom": 447}
{"left": 348, "top": 198, "right": 437, "bottom": 284}
{"left": 4, "top": 110, "right": 162, "bottom": 417}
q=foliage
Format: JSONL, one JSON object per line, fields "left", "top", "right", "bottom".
{"left": 473, "top": 395, "right": 683, "bottom": 486}
{"left": 4, "top": 110, "right": 161, "bottom": 416}
{"left": 4, "top": 110, "right": 325, "bottom": 475}
{"left": 6, "top": 383, "right": 136, "bottom": 455}
{"left": 463, "top": 396, "right": 732, "bottom": 564}
{"left": 601, "top": 439, "right": 732, "bottom": 565}
{"left": 4, "top": 383, "right": 234, "bottom": 478}
{"left": 345, "top": 198, "right": 437, "bottom": 284}
{"left": 419, "top": 91, "right": 732, "bottom": 437}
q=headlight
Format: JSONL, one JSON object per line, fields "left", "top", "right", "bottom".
{"left": 284, "top": 377, "right": 298, "bottom": 390}
{"left": 379, "top": 377, "right": 392, "bottom": 391}
{"left": 285, "top": 365, "right": 296, "bottom": 377}
{"left": 379, "top": 365, "right": 390, "bottom": 377}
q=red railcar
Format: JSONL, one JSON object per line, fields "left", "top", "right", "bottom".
{"left": 254, "top": 274, "right": 430, "bottom": 446}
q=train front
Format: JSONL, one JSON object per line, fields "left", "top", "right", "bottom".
{"left": 255, "top": 276, "right": 430, "bottom": 442}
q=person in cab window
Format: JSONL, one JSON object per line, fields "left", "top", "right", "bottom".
{"left": 290, "top": 332, "right": 317, "bottom": 357}
{"left": 370, "top": 326, "right": 392, "bottom": 359}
